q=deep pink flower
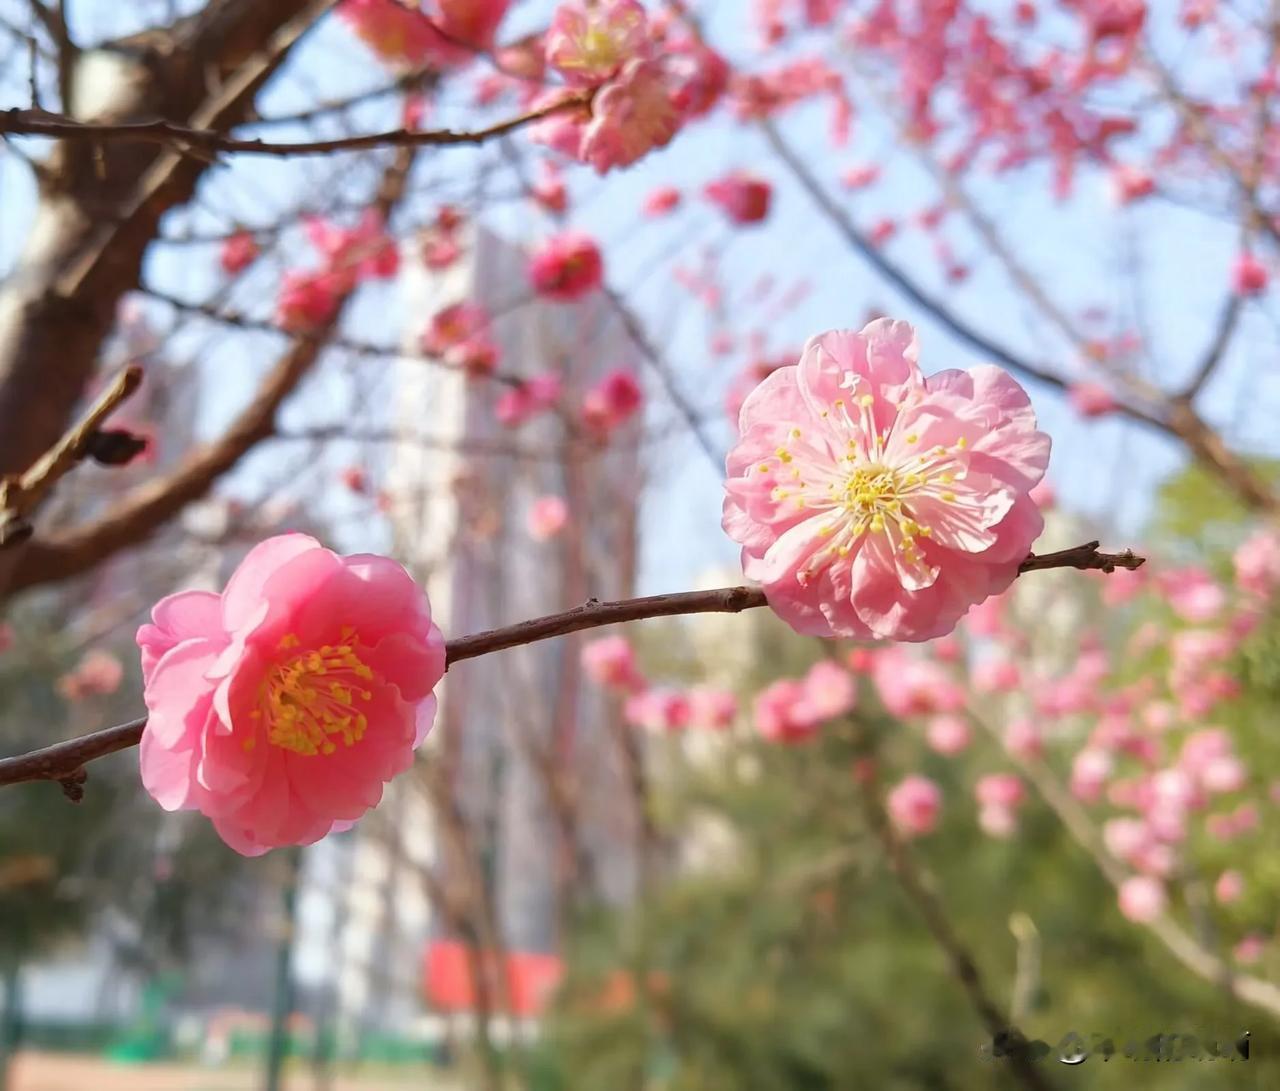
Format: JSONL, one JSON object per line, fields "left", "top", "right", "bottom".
{"left": 528, "top": 232, "right": 604, "bottom": 302}
{"left": 220, "top": 231, "right": 259, "bottom": 275}
{"left": 340, "top": 466, "right": 368, "bottom": 494}
{"left": 887, "top": 775, "right": 941, "bottom": 837}
{"left": 276, "top": 271, "right": 343, "bottom": 332}
{"left": 422, "top": 302, "right": 489, "bottom": 357}
{"left": 581, "top": 368, "right": 643, "bottom": 435}
{"left": 1233, "top": 251, "right": 1269, "bottom": 296}
{"left": 723, "top": 321, "right": 1050, "bottom": 641}
{"left": 1117, "top": 875, "right": 1166, "bottom": 922}
{"left": 662, "top": 35, "right": 731, "bottom": 118}
{"left": 841, "top": 164, "right": 881, "bottom": 189}
{"left": 495, "top": 372, "right": 562, "bottom": 427}
{"left": 625, "top": 688, "right": 691, "bottom": 732}
{"left": 545, "top": 0, "right": 652, "bottom": 85}
{"left": 754, "top": 679, "right": 819, "bottom": 743}
{"left": 527, "top": 495, "right": 569, "bottom": 541}
{"left": 705, "top": 171, "right": 773, "bottom": 224}
{"left": 136, "top": 534, "right": 446, "bottom": 856}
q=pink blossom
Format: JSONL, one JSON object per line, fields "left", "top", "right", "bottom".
{"left": 136, "top": 534, "right": 446, "bottom": 855}
{"left": 662, "top": 34, "right": 731, "bottom": 119}
{"left": 1003, "top": 717, "right": 1044, "bottom": 760}
{"left": 887, "top": 775, "right": 942, "bottom": 837}
{"left": 644, "top": 186, "right": 682, "bottom": 216}
{"left": 1234, "top": 934, "right": 1266, "bottom": 964}
{"left": 1234, "top": 528, "right": 1280, "bottom": 598}
{"left": 1070, "top": 748, "right": 1113, "bottom": 802}
{"left": 581, "top": 635, "right": 644, "bottom": 692}
{"left": 581, "top": 59, "right": 681, "bottom": 173}
{"left": 220, "top": 231, "right": 259, "bottom": 275}
{"left": 339, "top": 0, "right": 508, "bottom": 70}
{"left": 1232, "top": 251, "right": 1269, "bottom": 296}
{"left": 58, "top": 649, "right": 125, "bottom": 701}
{"left": 1161, "top": 566, "right": 1226, "bottom": 622}
{"left": 872, "top": 648, "right": 965, "bottom": 716}
{"left": 976, "top": 773, "right": 1025, "bottom": 809}
{"left": 688, "top": 686, "right": 738, "bottom": 729}
{"left": 972, "top": 656, "right": 1020, "bottom": 694}
{"left": 1101, "top": 564, "right": 1147, "bottom": 605}
{"left": 545, "top": 0, "right": 652, "bottom": 86}
{"left": 340, "top": 466, "right": 368, "bottom": 494}
{"left": 276, "top": 271, "right": 342, "bottom": 332}
{"left": 841, "top": 164, "right": 881, "bottom": 189}
{"left": 722, "top": 321, "right": 1050, "bottom": 642}
{"left": 1067, "top": 381, "right": 1118, "bottom": 418}
{"left": 868, "top": 218, "right": 898, "bottom": 246}
{"left": 625, "top": 688, "right": 690, "bottom": 732}
{"left": 532, "top": 162, "right": 568, "bottom": 214}
{"left": 495, "top": 372, "right": 563, "bottom": 427}
{"left": 1117, "top": 875, "right": 1166, "bottom": 922}
{"left": 1109, "top": 164, "right": 1154, "bottom": 204}
{"left": 422, "top": 302, "right": 489, "bottom": 357}
{"left": 755, "top": 679, "right": 819, "bottom": 743}
{"left": 704, "top": 172, "right": 773, "bottom": 225}
{"left": 1214, "top": 869, "right": 1244, "bottom": 905}
{"left": 801, "top": 659, "right": 857, "bottom": 720}
{"left": 581, "top": 369, "right": 643, "bottom": 436}
{"left": 528, "top": 232, "right": 604, "bottom": 302}
{"left": 527, "top": 496, "right": 569, "bottom": 541}
{"left": 926, "top": 713, "right": 971, "bottom": 755}
{"left": 978, "top": 804, "right": 1019, "bottom": 838}
{"left": 1103, "top": 817, "right": 1150, "bottom": 863}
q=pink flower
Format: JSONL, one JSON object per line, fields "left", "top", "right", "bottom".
{"left": 581, "top": 59, "right": 681, "bottom": 173}
{"left": 978, "top": 804, "right": 1019, "bottom": 838}
{"left": 495, "top": 372, "right": 563, "bottom": 427}
{"left": 1070, "top": 748, "right": 1113, "bottom": 802}
{"left": 340, "top": 466, "right": 368, "bottom": 494}
{"left": 662, "top": 33, "right": 730, "bottom": 118}
{"left": 1003, "top": 717, "right": 1044, "bottom": 760}
{"left": 581, "top": 368, "right": 643, "bottom": 435}
{"left": 57, "top": 649, "right": 125, "bottom": 701}
{"left": 1103, "top": 817, "right": 1150, "bottom": 864}
{"left": 220, "top": 231, "right": 259, "bottom": 275}
{"left": 545, "top": 0, "right": 652, "bottom": 85}
{"left": 644, "top": 186, "right": 682, "bottom": 216}
{"left": 972, "top": 656, "right": 1020, "bottom": 694}
{"left": 1233, "top": 251, "right": 1269, "bottom": 296}
{"left": 688, "top": 686, "right": 738, "bottom": 729}
{"left": 1161, "top": 567, "right": 1225, "bottom": 622}
{"left": 926, "top": 714, "right": 971, "bottom": 755}
{"left": 887, "top": 775, "right": 941, "bottom": 837}
{"left": 841, "top": 164, "right": 881, "bottom": 189}
{"left": 872, "top": 648, "right": 965, "bottom": 716}
{"left": 1234, "top": 934, "right": 1266, "bottom": 964}
{"left": 528, "top": 232, "right": 604, "bottom": 302}
{"left": 1234, "top": 528, "right": 1280, "bottom": 598}
{"left": 1215, "top": 869, "right": 1244, "bottom": 905}
{"left": 625, "top": 688, "right": 690, "bottom": 732}
{"left": 1109, "top": 164, "right": 1155, "bottom": 204}
{"left": 1117, "top": 875, "right": 1166, "bottom": 922}
{"left": 339, "top": 0, "right": 508, "bottom": 70}
{"left": 276, "top": 271, "right": 343, "bottom": 331}
{"left": 1068, "top": 381, "right": 1118, "bottom": 418}
{"left": 136, "top": 534, "right": 446, "bottom": 856}
{"left": 975, "top": 773, "right": 1024, "bottom": 809}
{"left": 422, "top": 302, "right": 489, "bottom": 356}
{"left": 755, "top": 679, "right": 819, "bottom": 743}
{"left": 705, "top": 171, "right": 773, "bottom": 225}
{"left": 801, "top": 659, "right": 857, "bottom": 720}
{"left": 581, "top": 636, "right": 644, "bottom": 692}
{"left": 722, "top": 321, "right": 1050, "bottom": 641}
{"left": 527, "top": 495, "right": 569, "bottom": 541}
{"left": 532, "top": 162, "right": 568, "bottom": 214}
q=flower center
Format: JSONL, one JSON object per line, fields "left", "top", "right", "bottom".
{"left": 253, "top": 630, "right": 375, "bottom": 756}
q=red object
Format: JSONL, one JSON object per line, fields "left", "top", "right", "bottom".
{"left": 424, "top": 941, "right": 563, "bottom": 1017}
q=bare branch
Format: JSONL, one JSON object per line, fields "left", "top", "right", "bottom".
{"left": 0, "top": 541, "right": 1144, "bottom": 792}
{"left": 0, "top": 94, "right": 590, "bottom": 158}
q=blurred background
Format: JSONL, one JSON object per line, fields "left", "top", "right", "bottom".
{"left": 2, "top": 0, "right": 1280, "bottom": 1088}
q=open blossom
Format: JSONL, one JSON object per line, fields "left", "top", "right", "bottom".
{"left": 1117, "top": 875, "right": 1166, "bottom": 922}
{"left": 136, "top": 534, "right": 446, "bottom": 856}
{"left": 58, "top": 649, "right": 125, "bottom": 701}
{"left": 723, "top": 321, "right": 1050, "bottom": 641}
{"left": 581, "top": 59, "right": 681, "bottom": 173}
{"left": 705, "top": 171, "right": 773, "bottom": 224}
{"left": 277, "top": 271, "right": 343, "bottom": 331}
{"left": 546, "top": 0, "right": 652, "bottom": 85}
{"left": 581, "top": 368, "right": 643, "bottom": 435}
{"left": 528, "top": 232, "right": 604, "bottom": 301}
{"left": 887, "top": 775, "right": 941, "bottom": 837}
{"left": 495, "top": 372, "right": 562, "bottom": 427}
{"left": 926, "top": 714, "right": 971, "bottom": 755}
{"left": 581, "top": 635, "right": 645, "bottom": 692}
{"left": 754, "top": 679, "right": 818, "bottom": 743}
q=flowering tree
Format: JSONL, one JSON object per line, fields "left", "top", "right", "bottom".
{"left": 0, "top": 0, "right": 1278, "bottom": 1086}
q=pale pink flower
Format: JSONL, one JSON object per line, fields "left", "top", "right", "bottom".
{"left": 1161, "top": 566, "right": 1225, "bottom": 622}
{"left": 1103, "top": 816, "right": 1150, "bottom": 864}
{"left": 644, "top": 186, "right": 682, "bottom": 216}
{"left": 527, "top": 495, "right": 569, "bottom": 541}
{"left": 840, "top": 164, "right": 881, "bottom": 189}
{"left": 1234, "top": 934, "right": 1266, "bottom": 964}
{"left": 926, "top": 714, "right": 971, "bottom": 755}
{"left": 978, "top": 804, "right": 1018, "bottom": 838}
{"left": 1067, "top": 380, "right": 1118, "bottom": 418}
{"left": 581, "top": 59, "right": 681, "bottom": 173}
{"left": 625, "top": 688, "right": 690, "bottom": 732}
{"left": 528, "top": 232, "right": 604, "bottom": 302}
{"left": 887, "top": 775, "right": 941, "bottom": 837}
{"left": 972, "top": 656, "right": 1020, "bottom": 694}
{"left": 1070, "top": 748, "right": 1113, "bottom": 802}
{"left": 688, "top": 686, "right": 738, "bottom": 729}
{"left": 1232, "top": 251, "right": 1269, "bottom": 296}
{"left": 1003, "top": 717, "right": 1043, "bottom": 760}
{"left": 722, "top": 321, "right": 1050, "bottom": 641}
{"left": 136, "top": 534, "right": 446, "bottom": 856}
{"left": 58, "top": 649, "right": 125, "bottom": 701}
{"left": 1215, "top": 869, "right": 1245, "bottom": 905}
{"left": 704, "top": 171, "right": 773, "bottom": 225}
{"left": 495, "top": 372, "right": 563, "bottom": 427}
{"left": 220, "top": 231, "right": 259, "bottom": 275}
{"left": 755, "top": 679, "right": 819, "bottom": 743}
{"left": 545, "top": 0, "right": 652, "bottom": 86}
{"left": 872, "top": 647, "right": 965, "bottom": 716}
{"left": 801, "top": 660, "right": 857, "bottom": 720}
{"left": 975, "top": 772, "right": 1025, "bottom": 809}
{"left": 421, "top": 302, "right": 488, "bottom": 357}
{"left": 339, "top": 0, "right": 507, "bottom": 70}
{"left": 581, "top": 636, "right": 644, "bottom": 692}
{"left": 1234, "top": 528, "right": 1280, "bottom": 598}
{"left": 1117, "top": 875, "right": 1166, "bottom": 922}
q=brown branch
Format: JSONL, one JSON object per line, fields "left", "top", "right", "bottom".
{"left": 0, "top": 542, "right": 1143, "bottom": 792}
{"left": 0, "top": 94, "right": 590, "bottom": 157}
{"left": 0, "top": 364, "right": 143, "bottom": 547}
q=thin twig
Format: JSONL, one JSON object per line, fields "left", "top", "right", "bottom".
{"left": 0, "top": 94, "right": 590, "bottom": 157}
{"left": 0, "top": 364, "right": 143, "bottom": 547}
{"left": 0, "top": 542, "right": 1142, "bottom": 792}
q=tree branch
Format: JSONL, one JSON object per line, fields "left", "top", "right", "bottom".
{"left": 0, "top": 541, "right": 1144, "bottom": 792}
{"left": 0, "top": 93, "right": 590, "bottom": 157}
